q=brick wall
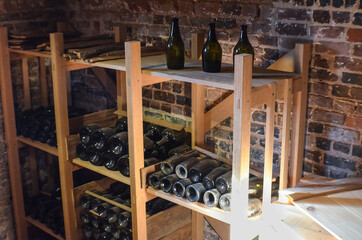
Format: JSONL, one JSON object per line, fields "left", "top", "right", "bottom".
{"left": 0, "top": 1, "right": 65, "bottom": 239}
{"left": 66, "top": 0, "right": 361, "bottom": 179}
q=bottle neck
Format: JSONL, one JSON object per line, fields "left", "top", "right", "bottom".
{"left": 241, "top": 27, "right": 249, "bottom": 43}
{"left": 171, "top": 20, "right": 181, "bottom": 38}
{"left": 208, "top": 25, "right": 217, "bottom": 40}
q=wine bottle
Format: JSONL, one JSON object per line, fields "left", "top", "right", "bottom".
{"left": 106, "top": 206, "right": 122, "bottom": 223}
{"left": 202, "top": 23, "right": 222, "bottom": 73}
{"left": 117, "top": 211, "right": 132, "bottom": 228}
{"left": 172, "top": 178, "right": 193, "bottom": 197}
{"left": 203, "top": 167, "right": 230, "bottom": 190}
{"left": 92, "top": 229, "right": 101, "bottom": 240}
{"left": 118, "top": 155, "right": 130, "bottom": 177}
{"left": 203, "top": 189, "right": 221, "bottom": 207}
{"left": 189, "top": 159, "right": 221, "bottom": 183}
{"left": 76, "top": 144, "right": 87, "bottom": 160}
{"left": 86, "top": 146, "right": 103, "bottom": 166}
{"left": 115, "top": 116, "right": 128, "bottom": 133}
{"left": 144, "top": 124, "right": 164, "bottom": 142}
{"left": 144, "top": 157, "right": 159, "bottom": 167}
{"left": 109, "top": 182, "right": 127, "bottom": 195}
{"left": 98, "top": 202, "right": 112, "bottom": 218}
{"left": 103, "top": 152, "right": 120, "bottom": 171}
{"left": 90, "top": 198, "right": 103, "bottom": 213}
{"left": 233, "top": 25, "right": 254, "bottom": 66}
{"left": 93, "top": 127, "right": 116, "bottom": 152}
{"left": 100, "top": 232, "right": 114, "bottom": 239}
{"left": 108, "top": 132, "right": 128, "bottom": 156}
{"left": 80, "top": 194, "right": 93, "bottom": 209}
{"left": 80, "top": 212, "right": 92, "bottom": 224}
{"left": 156, "top": 128, "right": 186, "bottom": 148}
{"left": 160, "top": 174, "right": 179, "bottom": 193}
{"left": 175, "top": 157, "right": 200, "bottom": 179}
{"left": 215, "top": 171, "right": 232, "bottom": 194}
{"left": 80, "top": 124, "right": 100, "bottom": 146}
{"left": 83, "top": 224, "right": 93, "bottom": 239}
{"left": 148, "top": 171, "right": 166, "bottom": 189}
{"left": 185, "top": 183, "right": 206, "bottom": 202}
{"left": 219, "top": 193, "right": 231, "bottom": 211}
{"left": 161, "top": 151, "right": 200, "bottom": 175}
{"left": 166, "top": 18, "right": 184, "bottom": 70}
{"left": 248, "top": 177, "right": 263, "bottom": 199}
{"left": 46, "top": 131, "right": 57, "bottom": 146}
{"left": 167, "top": 144, "right": 191, "bottom": 156}
{"left": 144, "top": 136, "right": 157, "bottom": 158}
{"left": 219, "top": 194, "right": 262, "bottom": 216}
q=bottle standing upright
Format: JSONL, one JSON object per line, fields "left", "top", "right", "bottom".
{"left": 202, "top": 23, "right": 222, "bottom": 73}
{"left": 166, "top": 18, "right": 185, "bottom": 69}
{"left": 233, "top": 25, "right": 254, "bottom": 66}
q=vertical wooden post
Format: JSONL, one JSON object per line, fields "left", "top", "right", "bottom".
{"left": 115, "top": 26, "right": 128, "bottom": 114}
{"left": 22, "top": 58, "right": 31, "bottom": 109}
{"left": 289, "top": 44, "right": 311, "bottom": 187}
{"left": 279, "top": 79, "right": 292, "bottom": 190}
{"left": 66, "top": 71, "right": 72, "bottom": 106}
{"left": 230, "top": 54, "right": 253, "bottom": 240}
{"left": 262, "top": 84, "right": 276, "bottom": 212}
{"left": 39, "top": 57, "right": 48, "bottom": 107}
{"left": 125, "top": 41, "right": 148, "bottom": 240}
{"left": 50, "top": 32, "right": 78, "bottom": 240}
{"left": 191, "top": 32, "right": 205, "bottom": 240}
{"left": 0, "top": 27, "right": 28, "bottom": 240}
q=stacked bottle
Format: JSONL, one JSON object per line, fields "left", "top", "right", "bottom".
{"left": 76, "top": 117, "right": 191, "bottom": 177}
{"left": 80, "top": 182, "right": 175, "bottom": 239}
{"left": 148, "top": 151, "right": 276, "bottom": 217}
{"left": 16, "top": 106, "right": 89, "bottom": 147}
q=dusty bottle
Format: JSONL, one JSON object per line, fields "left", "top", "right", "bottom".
{"left": 186, "top": 183, "right": 206, "bottom": 202}
{"left": 117, "top": 211, "right": 132, "bottom": 228}
{"left": 202, "top": 23, "right": 222, "bottom": 73}
{"left": 102, "top": 152, "right": 120, "bottom": 171}
{"left": 233, "top": 25, "right": 254, "bottom": 66}
{"left": 118, "top": 155, "right": 130, "bottom": 177}
{"left": 156, "top": 128, "right": 186, "bottom": 148}
{"left": 215, "top": 171, "right": 232, "bottom": 194}
{"left": 219, "top": 194, "right": 262, "bottom": 217}
{"left": 203, "top": 189, "right": 221, "bottom": 207}
{"left": 108, "top": 132, "right": 128, "bottom": 156}
{"left": 167, "top": 144, "right": 191, "bottom": 156}
{"left": 175, "top": 157, "right": 200, "bottom": 179}
{"left": 90, "top": 198, "right": 103, "bottom": 213}
{"left": 144, "top": 136, "right": 156, "bottom": 158}
{"left": 144, "top": 157, "right": 159, "bottom": 167}
{"left": 76, "top": 144, "right": 87, "bottom": 160}
{"left": 144, "top": 124, "right": 164, "bottom": 142}
{"left": 166, "top": 18, "right": 185, "bottom": 69}
{"left": 148, "top": 171, "right": 166, "bottom": 189}
{"left": 203, "top": 167, "right": 230, "bottom": 190}
{"left": 80, "top": 212, "right": 92, "bottom": 224}
{"left": 161, "top": 151, "right": 199, "bottom": 175}
{"left": 189, "top": 159, "right": 220, "bottom": 183}
{"left": 80, "top": 124, "right": 100, "bottom": 146}
{"left": 83, "top": 224, "right": 93, "bottom": 239}
{"left": 80, "top": 194, "right": 93, "bottom": 209}
{"left": 172, "top": 178, "right": 193, "bottom": 197}
{"left": 115, "top": 117, "right": 128, "bottom": 133}
{"left": 160, "top": 174, "right": 179, "bottom": 193}
{"left": 106, "top": 206, "right": 122, "bottom": 223}
{"left": 248, "top": 177, "right": 263, "bottom": 198}
{"left": 93, "top": 127, "right": 116, "bottom": 152}
{"left": 86, "top": 146, "right": 103, "bottom": 166}
{"left": 98, "top": 202, "right": 112, "bottom": 219}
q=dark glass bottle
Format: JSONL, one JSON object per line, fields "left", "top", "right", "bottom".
{"left": 108, "top": 132, "right": 128, "bottom": 156}
{"left": 156, "top": 128, "right": 186, "bottom": 148}
{"left": 144, "top": 136, "right": 156, "bottom": 158}
{"left": 148, "top": 171, "right": 165, "bottom": 189}
{"left": 215, "top": 171, "right": 232, "bottom": 194}
{"left": 76, "top": 144, "right": 87, "bottom": 160}
{"left": 144, "top": 124, "right": 164, "bottom": 142}
{"left": 160, "top": 151, "right": 199, "bottom": 175}
{"left": 118, "top": 155, "right": 130, "bottom": 177}
{"left": 86, "top": 146, "right": 103, "bottom": 166}
{"left": 189, "top": 159, "right": 221, "bottom": 183}
{"left": 103, "top": 152, "right": 120, "bottom": 171}
{"left": 83, "top": 224, "right": 93, "bottom": 239}
{"left": 172, "top": 178, "right": 193, "bottom": 197}
{"left": 166, "top": 18, "right": 185, "bottom": 70}
{"left": 160, "top": 174, "right": 179, "bottom": 193}
{"left": 233, "top": 25, "right": 254, "bottom": 66}
{"left": 93, "top": 127, "right": 116, "bottom": 152}
{"left": 106, "top": 206, "right": 122, "bottom": 223}
{"left": 175, "top": 157, "right": 200, "bottom": 179}
{"left": 80, "top": 125, "right": 100, "bottom": 146}
{"left": 117, "top": 211, "right": 132, "bottom": 228}
{"left": 203, "top": 167, "right": 230, "bottom": 190}
{"left": 98, "top": 202, "right": 112, "bottom": 219}
{"left": 203, "top": 189, "right": 221, "bottom": 207}
{"left": 80, "top": 194, "right": 93, "bottom": 209}
{"left": 144, "top": 157, "right": 159, "bottom": 167}
{"left": 80, "top": 212, "right": 92, "bottom": 224}
{"left": 90, "top": 198, "right": 103, "bottom": 213}
{"left": 202, "top": 23, "right": 222, "bottom": 73}
{"left": 115, "top": 117, "right": 128, "bottom": 133}
{"left": 167, "top": 144, "right": 191, "bottom": 157}
{"left": 186, "top": 183, "right": 206, "bottom": 202}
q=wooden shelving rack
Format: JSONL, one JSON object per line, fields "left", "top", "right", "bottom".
{"left": 0, "top": 22, "right": 314, "bottom": 239}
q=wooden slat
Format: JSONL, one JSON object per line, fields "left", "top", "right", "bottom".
{"left": 191, "top": 83, "right": 204, "bottom": 148}
{"left": 50, "top": 32, "right": 78, "bottom": 239}
{"left": 72, "top": 158, "right": 130, "bottom": 185}
{"left": 0, "top": 27, "right": 28, "bottom": 240}
{"left": 267, "top": 49, "right": 295, "bottom": 73}
{"left": 160, "top": 223, "right": 192, "bottom": 240}
{"left": 66, "top": 71, "right": 72, "bottom": 106}
{"left": 117, "top": 70, "right": 127, "bottom": 112}
{"left": 26, "top": 217, "right": 64, "bottom": 240}
{"left": 65, "top": 61, "right": 94, "bottom": 71}
{"left": 125, "top": 41, "right": 148, "bottom": 240}
{"left": 22, "top": 58, "right": 31, "bottom": 109}
{"left": 289, "top": 44, "right": 311, "bottom": 187}
{"left": 85, "top": 190, "right": 132, "bottom": 212}
{"left": 142, "top": 74, "right": 171, "bottom": 86}
{"left": 17, "top": 136, "right": 58, "bottom": 156}
{"left": 191, "top": 33, "right": 204, "bottom": 60}
{"left": 39, "top": 57, "right": 48, "bottom": 107}
{"left": 280, "top": 79, "right": 293, "bottom": 190}
{"left": 204, "top": 93, "right": 233, "bottom": 133}
{"left": 262, "top": 84, "right": 276, "bottom": 212}
{"left": 230, "top": 54, "right": 253, "bottom": 240}
{"left": 9, "top": 48, "right": 51, "bottom": 58}
{"left": 192, "top": 211, "right": 204, "bottom": 240}
{"left": 92, "top": 67, "right": 117, "bottom": 100}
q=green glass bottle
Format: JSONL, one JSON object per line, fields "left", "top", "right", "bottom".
{"left": 202, "top": 23, "right": 222, "bottom": 73}
{"left": 233, "top": 25, "right": 254, "bottom": 65}
{"left": 166, "top": 18, "right": 184, "bottom": 69}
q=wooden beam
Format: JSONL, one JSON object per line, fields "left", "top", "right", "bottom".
{"left": 39, "top": 57, "right": 48, "bottom": 107}
{"left": 92, "top": 67, "right": 117, "bottom": 100}
{"left": 192, "top": 211, "right": 204, "bottom": 240}
{"left": 115, "top": 25, "right": 127, "bottom": 113}
{"left": 66, "top": 71, "right": 72, "bottom": 106}
{"left": 125, "top": 41, "right": 148, "bottom": 240}
{"left": 204, "top": 94, "right": 233, "bottom": 132}
{"left": 204, "top": 216, "right": 230, "bottom": 240}
{"left": 50, "top": 32, "right": 78, "bottom": 239}
{"left": 22, "top": 58, "right": 31, "bottom": 109}
{"left": 290, "top": 44, "right": 311, "bottom": 187}
{"left": 280, "top": 79, "right": 293, "bottom": 190}
{"left": 0, "top": 27, "right": 28, "bottom": 240}
{"left": 191, "top": 33, "right": 204, "bottom": 60}
{"left": 191, "top": 84, "right": 205, "bottom": 148}
{"left": 114, "top": 25, "right": 127, "bottom": 43}
{"left": 267, "top": 49, "right": 295, "bottom": 73}
{"left": 230, "top": 54, "right": 253, "bottom": 240}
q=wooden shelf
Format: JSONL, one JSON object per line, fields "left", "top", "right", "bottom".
{"left": 146, "top": 187, "right": 233, "bottom": 224}
{"left": 17, "top": 136, "right": 58, "bottom": 156}
{"left": 9, "top": 48, "right": 51, "bottom": 58}
{"left": 26, "top": 217, "right": 64, "bottom": 240}
{"left": 72, "top": 158, "right": 130, "bottom": 185}
{"left": 85, "top": 190, "right": 132, "bottom": 213}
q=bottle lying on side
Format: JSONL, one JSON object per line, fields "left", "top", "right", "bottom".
{"left": 219, "top": 193, "right": 262, "bottom": 217}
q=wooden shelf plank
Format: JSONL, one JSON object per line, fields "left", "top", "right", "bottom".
{"left": 85, "top": 190, "right": 132, "bottom": 213}
{"left": 26, "top": 217, "right": 64, "bottom": 240}
{"left": 9, "top": 48, "right": 51, "bottom": 58}
{"left": 17, "top": 136, "right": 58, "bottom": 156}
{"left": 146, "top": 187, "right": 232, "bottom": 224}
{"left": 73, "top": 158, "right": 130, "bottom": 185}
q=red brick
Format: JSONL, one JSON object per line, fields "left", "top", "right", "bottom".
{"left": 333, "top": 99, "right": 357, "bottom": 114}
{"left": 178, "top": 0, "right": 193, "bottom": 13}
{"left": 311, "top": 82, "right": 330, "bottom": 95}
{"left": 278, "top": 8, "right": 311, "bottom": 21}
{"left": 313, "top": 109, "right": 345, "bottom": 124}
{"left": 354, "top": 44, "right": 362, "bottom": 57}
{"left": 194, "top": 2, "right": 221, "bottom": 15}
{"left": 350, "top": 87, "right": 362, "bottom": 100}
{"left": 345, "top": 116, "right": 362, "bottom": 128}
{"left": 315, "top": 41, "right": 351, "bottom": 55}
{"left": 347, "top": 28, "right": 362, "bottom": 42}
{"left": 310, "top": 26, "right": 345, "bottom": 39}
{"left": 335, "top": 57, "right": 362, "bottom": 72}
{"left": 241, "top": 5, "right": 258, "bottom": 18}
{"left": 308, "top": 95, "right": 333, "bottom": 108}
